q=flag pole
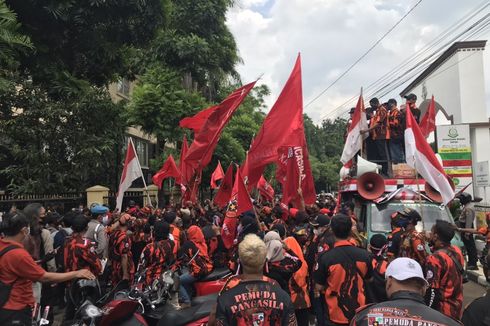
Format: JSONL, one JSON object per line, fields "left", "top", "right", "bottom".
{"left": 130, "top": 138, "right": 153, "bottom": 207}
{"left": 414, "top": 153, "right": 426, "bottom": 231}
{"left": 360, "top": 87, "right": 364, "bottom": 157}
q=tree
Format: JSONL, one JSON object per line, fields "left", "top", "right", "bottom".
{"left": 5, "top": 0, "right": 166, "bottom": 87}
{"left": 126, "top": 65, "right": 208, "bottom": 153}
{"left": 0, "top": 81, "right": 126, "bottom": 194}
{"left": 0, "top": 0, "right": 32, "bottom": 91}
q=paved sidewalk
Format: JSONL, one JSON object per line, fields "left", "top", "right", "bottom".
{"left": 467, "top": 266, "right": 488, "bottom": 286}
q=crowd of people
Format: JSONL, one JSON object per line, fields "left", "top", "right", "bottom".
{"left": 1, "top": 192, "right": 488, "bottom": 326}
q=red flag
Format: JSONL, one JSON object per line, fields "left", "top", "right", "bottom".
{"left": 152, "top": 155, "right": 182, "bottom": 189}
{"left": 210, "top": 161, "right": 225, "bottom": 189}
{"left": 419, "top": 95, "right": 436, "bottom": 138}
{"left": 241, "top": 55, "right": 309, "bottom": 190}
{"left": 179, "top": 135, "right": 193, "bottom": 185}
{"left": 221, "top": 211, "right": 238, "bottom": 249}
{"left": 257, "top": 175, "right": 274, "bottom": 201}
{"left": 185, "top": 81, "right": 256, "bottom": 171}
{"left": 340, "top": 92, "right": 368, "bottom": 164}
{"left": 233, "top": 167, "right": 253, "bottom": 215}
{"left": 183, "top": 171, "right": 200, "bottom": 203}
{"left": 213, "top": 164, "right": 234, "bottom": 207}
{"left": 116, "top": 138, "right": 144, "bottom": 211}
{"left": 179, "top": 105, "right": 218, "bottom": 134}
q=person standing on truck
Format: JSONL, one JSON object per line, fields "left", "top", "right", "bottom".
{"left": 387, "top": 98, "right": 405, "bottom": 164}
{"left": 361, "top": 99, "right": 390, "bottom": 176}
{"left": 402, "top": 93, "right": 421, "bottom": 123}
{"left": 364, "top": 98, "right": 377, "bottom": 162}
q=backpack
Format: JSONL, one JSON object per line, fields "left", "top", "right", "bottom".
{"left": 0, "top": 245, "right": 20, "bottom": 308}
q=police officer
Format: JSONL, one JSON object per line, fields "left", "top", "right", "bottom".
{"left": 351, "top": 258, "right": 461, "bottom": 326}
{"left": 85, "top": 204, "right": 109, "bottom": 259}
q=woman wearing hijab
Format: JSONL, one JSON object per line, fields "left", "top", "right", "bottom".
{"left": 177, "top": 225, "right": 213, "bottom": 308}
{"left": 264, "top": 231, "right": 302, "bottom": 294}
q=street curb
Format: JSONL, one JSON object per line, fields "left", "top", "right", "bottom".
{"left": 467, "top": 270, "right": 488, "bottom": 287}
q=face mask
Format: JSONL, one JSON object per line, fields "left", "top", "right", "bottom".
{"left": 102, "top": 215, "right": 109, "bottom": 226}
{"left": 313, "top": 228, "right": 321, "bottom": 236}
{"left": 237, "top": 223, "right": 243, "bottom": 235}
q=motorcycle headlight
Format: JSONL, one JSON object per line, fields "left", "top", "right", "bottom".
{"left": 83, "top": 304, "right": 102, "bottom": 318}
{"left": 162, "top": 271, "right": 174, "bottom": 285}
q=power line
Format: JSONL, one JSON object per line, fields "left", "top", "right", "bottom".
{"left": 304, "top": 0, "right": 424, "bottom": 109}
{"left": 318, "top": 2, "right": 490, "bottom": 121}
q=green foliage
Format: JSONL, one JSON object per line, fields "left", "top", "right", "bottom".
{"left": 0, "top": 82, "right": 126, "bottom": 194}
{"left": 6, "top": 0, "right": 165, "bottom": 86}
{"left": 127, "top": 65, "right": 208, "bottom": 149}
{"left": 0, "top": 0, "right": 32, "bottom": 91}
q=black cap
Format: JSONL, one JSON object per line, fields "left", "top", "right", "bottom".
{"left": 310, "top": 214, "right": 331, "bottom": 227}
{"left": 271, "top": 224, "right": 287, "bottom": 238}
{"left": 370, "top": 234, "right": 387, "bottom": 250}
{"left": 369, "top": 97, "right": 379, "bottom": 105}
{"left": 349, "top": 107, "right": 356, "bottom": 114}
{"left": 387, "top": 98, "right": 397, "bottom": 106}
{"left": 404, "top": 93, "right": 417, "bottom": 101}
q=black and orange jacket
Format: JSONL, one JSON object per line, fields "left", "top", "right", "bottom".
{"left": 178, "top": 225, "right": 213, "bottom": 278}
{"left": 370, "top": 105, "right": 390, "bottom": 140}
{"left": 388, "top": 108, "right": 405, "bottom": 139}
{"left": 170, "top": 224, "right": 183, "bottom": 256}
{"left": 284, "top": 236, "right": 311, "bottom": 310}
{"left": 398, "top": 229, "right": 428, "bottom": 270}
{"left": 139, "top": 239, "right": 175, "bottom": 286}
{"left": 387, "top": 227, "right": 403, "bottom": 258}
{"left": 368, "top": 255, "right": 388, "bottom": 303}
{"left": 109, "top": 229, "right": 134, "bottom": 283}
{"left": 305, "top": 229, "right": 335, "bottom": 281}
{"left": 313, "top": 240, "right": 372, "bottom": 325}
{"left": 426, "top": 245, "right": 464, "bottom": 320}
{"left": 265, "top": 249, "right": 302, "bottom": 295}
{"left": 64, "top": 233, "right": 102, "bottom": 276}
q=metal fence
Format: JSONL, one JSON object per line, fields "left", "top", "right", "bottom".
{"left": 0, "top": 192, "right": 85, "bottom": 213}
{"left": 103, "top": 190, "right": 144, "bottom": 210}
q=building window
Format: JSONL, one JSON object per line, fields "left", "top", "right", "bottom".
{"left": 117, "top": 78, "right": 130, "bottom": 97}
{"left": 123, "top": 137, "right": 149, "bottom": 169}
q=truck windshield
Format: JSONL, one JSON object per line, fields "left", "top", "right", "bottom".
{"left": 370, "top": 202, "right": 453, "bottom": 233}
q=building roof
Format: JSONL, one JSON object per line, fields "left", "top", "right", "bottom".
{"left": 399, "top": 40, "right": 487, "bottom": 97}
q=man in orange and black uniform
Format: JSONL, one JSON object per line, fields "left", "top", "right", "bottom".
{"left": 213, "top": 234, "right": 297, "bottom": 326}
{"left": 404, "top": 93, "right": 421, "bottom": 123}
{"left": 387, "top": 98, "right": 405, "bottom": 164}
{"left": 164, "top": 211, "right": 184, "bottom": 256}
{"left": 386, "top": 213, "right": 405, "bottom": 262}
{"left": 362, "top": 98, "right": 390, "bottom": 175}
{"left": 426, "top": 220, "right": 464, "bottom": 321}
{"left": 138, "top": 220, "right": 175, "bottom": 287}
{"left": 63, "top": 214, "right": 102, "bottom": 322}
{"left": 314, "top": 214, "right": 372, "bottom": 326}
{"left": 396, "top": 208, "right": 428, "bottom": 270}
{"left": 109, "top": 214, "right": 134, "bottom": 290}
{"left": 366, "top": 234, "right": 388, "bottom": 303}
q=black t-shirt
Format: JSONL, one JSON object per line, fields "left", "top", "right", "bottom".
{"left": 215, "top": 278, "right": 297, "bottom": 326}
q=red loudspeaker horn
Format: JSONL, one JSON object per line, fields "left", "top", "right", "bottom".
{"left": 357, "top": 172, "right": 385, "bottom": 200}
{"left": 424, "top": 178, "right": 455, "bottom": 203}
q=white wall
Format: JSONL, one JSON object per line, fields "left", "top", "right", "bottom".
{"left": 472, "top": 127, "right": 490, "bottom": 202}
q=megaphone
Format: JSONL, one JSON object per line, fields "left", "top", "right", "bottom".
{"left": 424, "top": 178, "right": 455, "bottom": 203}
{"left": 356, "top": 156, "right": 380, "bottom": 177}
{"left": 357, "top": 172, "right": 385, "bottom": 200}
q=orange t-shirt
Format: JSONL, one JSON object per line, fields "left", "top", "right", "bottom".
{"left": 0, "top": 238, "right": 46, "bottom": 310}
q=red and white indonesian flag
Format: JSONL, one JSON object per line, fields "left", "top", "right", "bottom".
{"left": 116, "top": 138, "right": 145, "bottom": 211}
{"left": 340, "top": 92, "right": 368, "bottom": 165}
{"left": 405, "top": 103, "right": 455, "bottom": 205}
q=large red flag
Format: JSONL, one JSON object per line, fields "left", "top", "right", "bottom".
{"left": 152, "top": 155, "right": 182, "bottom": 189}
{"left": 185, "top": 81, "right": 256, "bottom": 171}
{"left": 179, "top": 105, "right": 218, "bottom": 134}
{"left": 179, "top": 135, "right": 193, "bottom": 185}
{"left": 221, "top": 211, "right": 238, "bottom": 249}
{"left": 419, "top": 95, "right": 436, "bottom": 138}
{"left": 210, "top": 161, "right": 225, "bottom": 189}
{"left": 276, "top": 146, "right": 316, "bottom": 207}
{"left": 241, "top": 55, "right": 307, "bottom": 189}
{"left": 232, "top": 167, "right": 253, "bottom": 215}
{"left": 213, "top": 163, "right": 234, "bottom": 207}
{"left": 257, "top": 175, "right": 275, "bottom": 202}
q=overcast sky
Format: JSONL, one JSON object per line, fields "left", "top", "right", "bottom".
{"left": 226, "top": 0, "right": 490, "bottom": 124}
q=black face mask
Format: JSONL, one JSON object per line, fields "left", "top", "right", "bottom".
{"left": 428, "top": 240, "right": 436, "bottom": 252}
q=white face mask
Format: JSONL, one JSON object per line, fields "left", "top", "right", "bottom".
{"left": 102, "top": 215, "right": 109, "bottom": 226}
{"left": 313, "top": 228, "right": 321, "bottom": 236}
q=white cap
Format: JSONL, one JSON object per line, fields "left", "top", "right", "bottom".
{"left": 386, "top": 258, "right": 428, "bottom": 284}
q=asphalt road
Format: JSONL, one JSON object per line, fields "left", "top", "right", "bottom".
{"left": 463, "top": 281, "right": 487, "bottom": 307}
